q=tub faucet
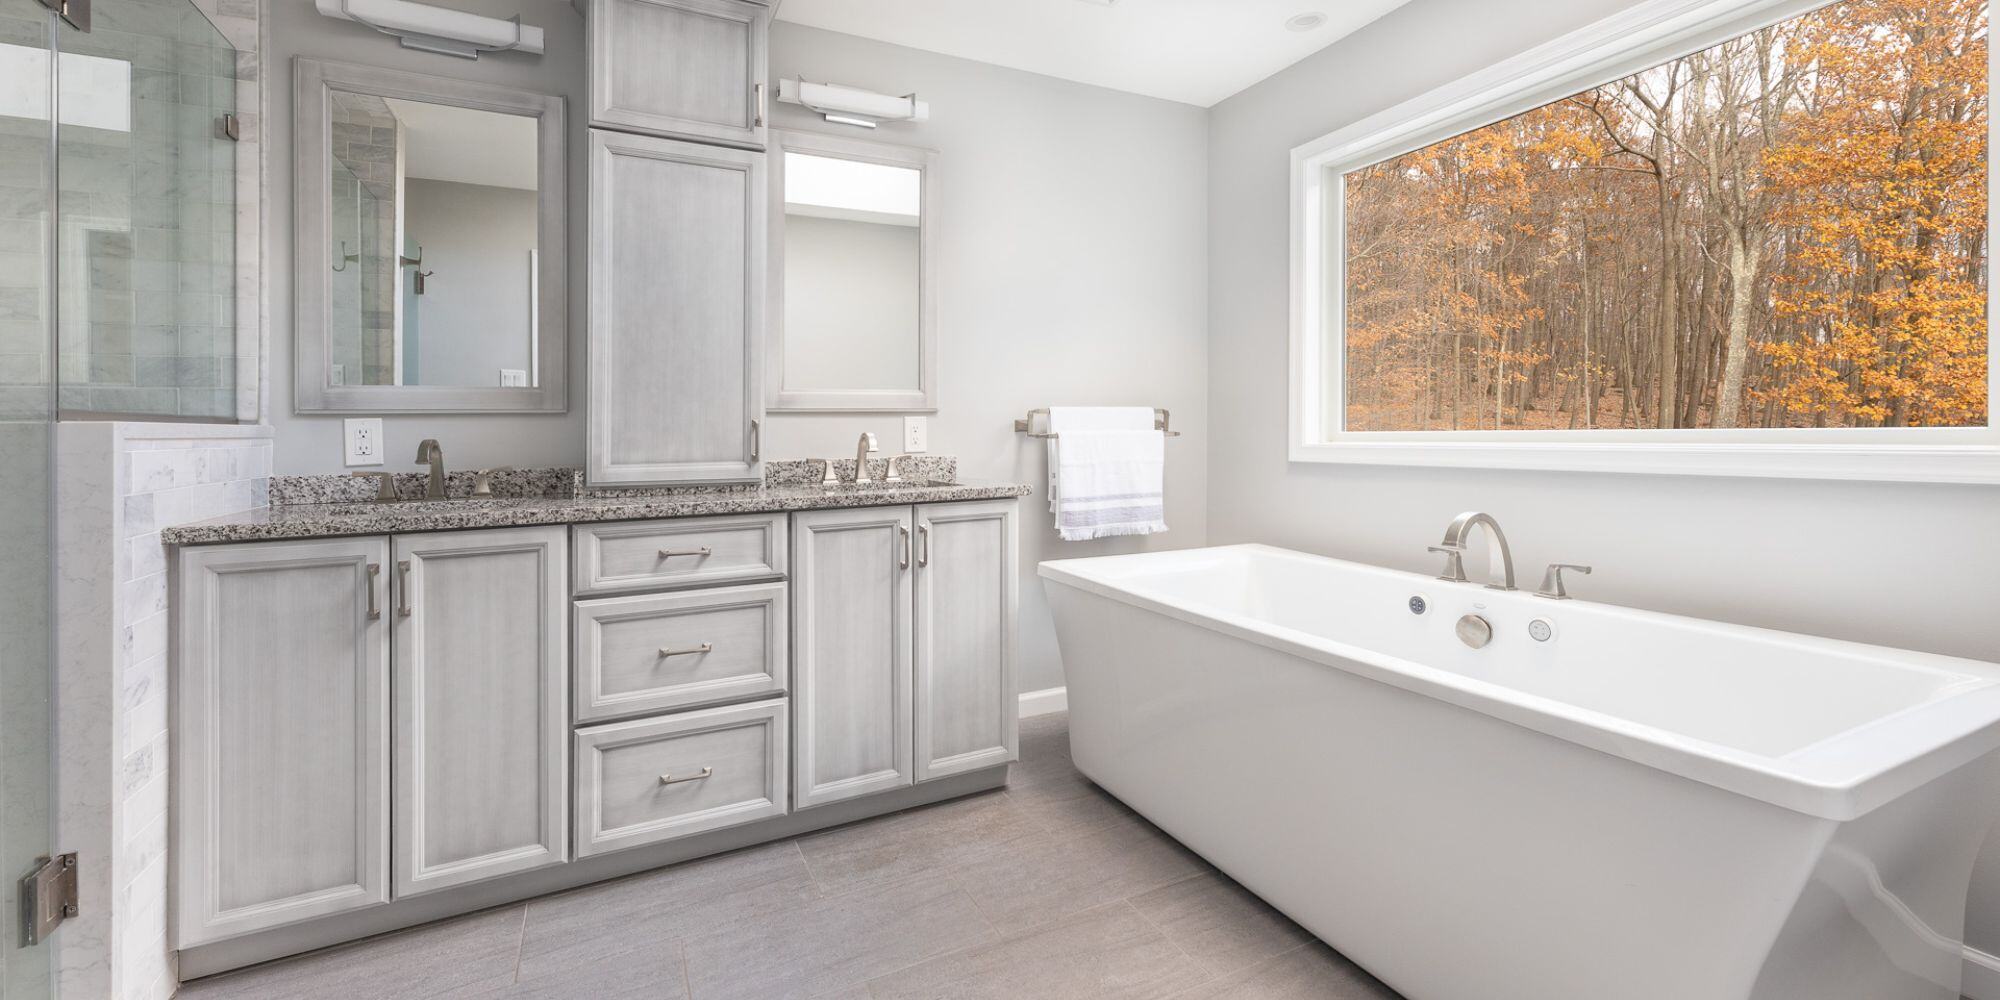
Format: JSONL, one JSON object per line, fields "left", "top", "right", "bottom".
{"left": 414, "top": 439, "right": 447, "bottom": 500}
{"left": 1430, "top": 511, "right": 1516, "bottom": 591}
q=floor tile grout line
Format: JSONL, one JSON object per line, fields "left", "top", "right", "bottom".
{"left": 1117, "top": 897, "right": 1221, "bottom": 993}
{"left": 679, "top": 940, "right": 693, "bottom": 1000}
{"left": 510, "top": 904, "right": 527, "bottom": 984}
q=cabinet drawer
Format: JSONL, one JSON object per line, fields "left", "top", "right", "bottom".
{"left": 575, "top": 582, "right": 787, "bottom": 723}
{"left": 574, "top": 699, "right": 788, "bottom": 857}
{"left": 573, "top": 513, "right": 786, "bottom": 595}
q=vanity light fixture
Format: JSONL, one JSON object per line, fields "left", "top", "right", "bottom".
{"left": 776, "top": 78, "right": 930, "bottom": 129}
{"left": 313, "top": 0, "right": 546, "bottom": 59}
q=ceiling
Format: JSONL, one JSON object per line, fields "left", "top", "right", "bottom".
{"left": 769, "top": 0, "right": 1414, "bottom": 108}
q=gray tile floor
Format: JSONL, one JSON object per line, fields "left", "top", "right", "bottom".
{"left": 179, "top": 713, "right": 1403, "bottom": 999}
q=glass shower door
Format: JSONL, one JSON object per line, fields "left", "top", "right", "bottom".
{"left": 0, "top": 0, "right": 58, "bottom": 997}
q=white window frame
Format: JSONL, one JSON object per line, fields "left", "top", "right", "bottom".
{"left": 1289, "top": 0, "right": 2000, "bottom": 484}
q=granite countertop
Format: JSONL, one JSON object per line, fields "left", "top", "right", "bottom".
{"left": 162, "top": 478, "right": 1033, "bottom": 545}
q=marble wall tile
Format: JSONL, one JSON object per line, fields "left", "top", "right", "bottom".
{"left": 57, "top": 421, "right": 271, "bottom": 1000}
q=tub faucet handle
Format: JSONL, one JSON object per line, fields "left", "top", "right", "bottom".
{"left": 1427, "top": 544, "right": 1468, "bottom": 583}
{"left": 1537, "top": 563, "right": 1592, "bottom": 600}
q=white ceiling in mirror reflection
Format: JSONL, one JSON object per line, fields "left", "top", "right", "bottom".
{"left": 784, "top": 151, "right": 921, "bottom": 226}
{"left": 384, "top": 97, "right": 538, "bottom": 190}
{"left": 771, "top": 0, "right": 1417, "bottom": 107}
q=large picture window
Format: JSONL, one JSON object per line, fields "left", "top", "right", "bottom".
{"left": 1292, "top": 0, "right": 2000, "bottom": 481}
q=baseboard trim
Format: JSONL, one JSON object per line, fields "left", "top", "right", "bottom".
{"left": 1966, "top": 946, "right": 2000, "bottom": 999}
{"left": 1019, "top": 686, "right": 1067, "bottom": 717}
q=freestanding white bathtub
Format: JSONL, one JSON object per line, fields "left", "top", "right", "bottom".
{"left": 1042, "top": 544, "right": 2000, "bottom": 1000}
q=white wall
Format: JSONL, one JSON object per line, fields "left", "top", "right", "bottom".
{"left": 782, "top": 214, "right": 920, "bottom": 391}
{"left": 263, "top": 15, "right": 1211, "bottom": 693}
{"left": 1203, "top": 0, "right": 2000, "bottom": 957}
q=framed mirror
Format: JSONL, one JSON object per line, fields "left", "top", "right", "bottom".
{"left": 768, "top": 130, "right": 937, "bottom": 412}
{"left": 294, "top": 59, "right": 567, "bottom": 413}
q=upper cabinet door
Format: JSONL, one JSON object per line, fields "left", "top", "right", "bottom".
{"left": 791, "top": 506, "right": 915, "bottom": 809}
{"left": 392, "top": 527, "right": 569, "bottom": 897}
{"left": 175, "top": 537, "right": 390, "bottom": 947}
{"left": 589, "top": 0, "right": 770, "bottom": 149}
{"left": 914, "top": 500, "right": 1020, "bottom": 781}
{"left": 588, "top": 131, "right": 766, "bottom": 486}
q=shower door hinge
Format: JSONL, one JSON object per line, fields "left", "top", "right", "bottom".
{"left": 220, "top": 114, "right": 241, "bottom": 141}
{"left": 38, "top": 0, "right": 89, "bottom": 32}
{"left": 20, "top": 852, "right": 79, "bottom": 946}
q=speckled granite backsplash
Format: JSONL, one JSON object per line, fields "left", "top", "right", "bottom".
{"left": 268, "top": 457, "right": 960, "bottom": 505}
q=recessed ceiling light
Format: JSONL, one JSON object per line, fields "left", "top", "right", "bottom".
{"left": 1285, "top": 11, "right": 1328, "bottom": 31}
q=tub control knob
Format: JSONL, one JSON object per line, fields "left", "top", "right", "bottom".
{"left": 1456, "top": 614, "right": 1493, "bottom": 649}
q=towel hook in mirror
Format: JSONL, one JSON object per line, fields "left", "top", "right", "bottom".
{"left": 332, "top": 240, "right": 359, "bottom": 272}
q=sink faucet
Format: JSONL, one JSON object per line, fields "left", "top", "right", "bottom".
{"left": 1429, "top": 511, "right": 1516, "bottom": 591}
{"left": 414, "top": 439, "right": 447, "bottom": 500}
{"left": 852, "top": 432, "right": 880, "bottom": 485}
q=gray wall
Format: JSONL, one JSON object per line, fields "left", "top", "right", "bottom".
{"left": 264, "top": 0, "right": 587, "bottom": 470}
{"left": 764, "top": 25, "right": 1210, "bottom": 694}
{"left": 1203, "top": 0, "right": 2000, "bottom": 955}
{"left": 782, "top": 213, "right": 920, "bottom": 391}
{"left": 264, "top": 15, "right": 1211, "bottom": 693}
{"left": 403, "top": 177, "right": 538, "bottom": 387}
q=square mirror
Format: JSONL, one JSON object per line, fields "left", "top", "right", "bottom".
{"left": 295, "top": 59, "right": 567, "bottom": 412}
{"left": 769, "top": 130, "right": 936, "bottom": 411}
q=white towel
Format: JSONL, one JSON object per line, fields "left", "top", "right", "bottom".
{"left": 1046, "top": 406, "right": 1167, "bottom": 541}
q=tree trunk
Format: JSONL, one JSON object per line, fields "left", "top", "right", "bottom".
{"left": 1714, "top": 228, "right": 1763, "bottom": 428}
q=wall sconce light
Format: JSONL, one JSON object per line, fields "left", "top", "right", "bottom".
{"left": 313, "top": 0, "right": 545, "bottom": 59}
{"left": 776, "top": 78, "right": 929, "bottom": 129}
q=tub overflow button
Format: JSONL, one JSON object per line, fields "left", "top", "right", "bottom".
{"left": 1408, "top": 595, "right": 1429, "bottom": 616}
{"left": 1528, "top": 618, "right": 1555, "bottom": 642}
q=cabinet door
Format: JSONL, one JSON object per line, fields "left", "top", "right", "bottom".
{"left": 914, "top": 500, "right": 1020, "bottom": 781}
{"left": 588, "top": 130, "right": 765, "bottom": 486}
{"left": 175, "top": 537, "right": 390, "bottom": 946}
{"left": 589, "top": 0, "right": 769, "bottom": 148}
{"left": 392, "top": 527, "right": 568, "bottom": 897}
{"left": 791, "top": 506, "right": 914, "bottom": 808}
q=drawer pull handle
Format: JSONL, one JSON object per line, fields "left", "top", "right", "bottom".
{"left": 659, "top": 767, "right": 714, "bottom": 786}
{"left": 658, "top": 643, "right": 714, "bottom": 658}
{"left": 396, "top": 560, "right": 413, "bottom": 618}
{"left": 898, "top": 524, "right": 911, "bottom": 570}
{"left": 658, "top": 547, "right": 712, "bottom": 559}
{"left": 366, "top": 562, "right": 381, "bottom": 621}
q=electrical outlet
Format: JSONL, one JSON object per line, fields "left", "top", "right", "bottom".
{"left": 344, "top": 418, "right": 384, "bottom": 467}
{"left": 903, "top": 416, "right": 928, "bottom": 453}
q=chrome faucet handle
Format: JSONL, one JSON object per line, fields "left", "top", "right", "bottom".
{"left": 470, "top": 467, "right": 514, "bottom": 498}
{"left": 1427, "top": 544, "right": 1468, "bottom": 583}
{"left": 884, "top": 455, "right": 912, "bottom": 483}
{"left": 350, "top": 471, "right": 397, "bottom": 502}
{"left": 821, "top": 458, "right": 839, "bottom": 486}
{"left": 1537, "top": 563, "right": 1593, "bottom": 600}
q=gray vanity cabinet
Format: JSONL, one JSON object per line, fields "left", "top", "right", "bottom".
{"left": 174, "top": 537, "right": 391, "bottom": 947}
{"left": 913, "top": 500, "right": 1020, "bottom": 781}
{"left": 587, "top": 130, "right": 766, "bottom": 486}
{"left": 391, "top": 527, "right": 569, "bottom": 897}
{"left": 587, "top": 0, "right": 770, "bottom": 149}
{"left": 791, "top": 506, "right": 916, "bottom": 809}
{"left": 791, "top": 500, "right": 1021, "bottom": 808}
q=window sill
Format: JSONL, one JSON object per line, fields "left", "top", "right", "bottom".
{"left": 1288, "top": 439, "right": 2000, "bottom": 485}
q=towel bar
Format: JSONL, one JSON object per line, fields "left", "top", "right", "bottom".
{"left": 1014, "top": 407, "right": 1180, "bottom": 439}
